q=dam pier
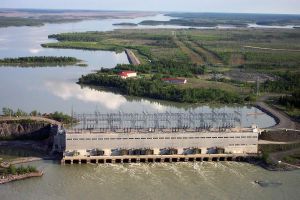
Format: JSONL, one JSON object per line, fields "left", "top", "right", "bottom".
{"left": 61, "top": 153, "right": 257, "bottom": 165}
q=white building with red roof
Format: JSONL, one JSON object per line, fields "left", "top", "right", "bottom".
{"left": 118, "top": 71, "right": 137, "bottom": 79}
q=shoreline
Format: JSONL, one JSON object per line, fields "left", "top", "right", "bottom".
{"left": 0, "top": 171, "right": 43, "bottom": 185}
{"left": 0, "top": 157, "right": 43, "bottom": 168}
{"left": 256, "top": 161, "right": 300, "bottom": 171}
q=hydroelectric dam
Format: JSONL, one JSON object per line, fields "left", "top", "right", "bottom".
{"left": 52, "top": 111, "right": 260, "bottom": 164}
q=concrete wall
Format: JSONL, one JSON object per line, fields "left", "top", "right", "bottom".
{"left": 52, "top": 127, "right": 66, "bottom": 153}
{"left": 65, "top": 131, "right": 258, "bottom": 154}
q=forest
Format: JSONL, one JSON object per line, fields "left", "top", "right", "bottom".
{"left": 278, "top": 90, "right": 300, "bottom": 109}
{"left": 78, "top": 73, "right": 243, "bottom": 104}
{"left": 0, "top": 56, "right": 81, "bottom": 67}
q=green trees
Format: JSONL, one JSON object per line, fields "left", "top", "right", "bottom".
{"left": 0, "top": 56, "right": 80, "bottom": 67}
{"left": 278, "top": 90, "right": 300, "bottom": 109}
{"left": 262, "top": 72, "right": 300, "bottom": 93}
{"left": 2, "top": 165, "right": 38, "bottom": 176}
{"left": 78, "top": 73, "right": 242, "bottom": 104}
{"left": 1, "top": 108, "right": 74, "bottom": 124}
{"left": 114, "top": 63, "right": 204, "bottom": 77}
{"left": 2, "top": 107, "right": 27, "bottom": 117}
{"left": 2, "top": 107, "right": 14, "bottom": 116}
{"left": 30, "top": 110, "right": 39, "bottom": 116}
{"left": 47, "top": 112, "right": 76, "bottom": 124}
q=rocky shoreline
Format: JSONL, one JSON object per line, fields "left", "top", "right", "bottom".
{"left": 0, "top": 157, "right": 43, "bottom": 168}
{"left": 0, "top": 171, "right": 43, "bottom": 184}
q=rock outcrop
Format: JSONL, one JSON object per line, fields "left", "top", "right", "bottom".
{"left": 0, "top": 120, "right": 51, "bottom": 140}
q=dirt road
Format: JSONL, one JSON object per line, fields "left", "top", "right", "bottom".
{"left": 244, "top": 46, "right": 300, "bottom": 52}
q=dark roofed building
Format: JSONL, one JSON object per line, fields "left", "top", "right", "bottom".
{"left": 162, "top": 78, "right": 187, "bottom": 84}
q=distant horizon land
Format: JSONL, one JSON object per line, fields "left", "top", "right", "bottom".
{"left": 0, "top": 8, "right": 299, "bottom": 16}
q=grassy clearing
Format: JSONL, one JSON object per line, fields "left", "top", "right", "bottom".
{"left": 190, "top": 41, "right": 223, "bottom": 65}
{"left": 173, "top": 36, "right": 205, "bottom": 65}
{"left": 181, "top": 78, "right": 246, "bottom": 93}
{"left": 43, "top": 28, "right": 300, "bottom": 74}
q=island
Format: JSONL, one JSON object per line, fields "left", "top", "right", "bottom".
{"left": 113, "top": 22, "right": 138, "bottom": 26}
{"left": 0, "top": 56, "right": 83, "bottom": 67}
{"left": 138, "top": 19, "right": 247, "bottom": 27}
{"left": 162, "top": 13, "right": 300, "bottom": 27}
{"left": 0, "top": 9, "right": 157, "bottom": 28}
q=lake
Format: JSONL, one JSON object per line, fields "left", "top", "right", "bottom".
{"left": 0, "top": 14, "right": 276, "bottom": 128}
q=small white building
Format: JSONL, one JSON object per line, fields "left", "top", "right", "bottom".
{"left": 119, "top": 71, "right": 137, "bottom": 79}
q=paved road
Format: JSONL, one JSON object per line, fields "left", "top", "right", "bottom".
{"left": 255, "top": 94, "right": 297, "bottom": 129}
{"left": 125, "top": 49, "right": 141, "bottom": 66}
{"left": 0, "top": 116, "right": 61, "bottom": 126}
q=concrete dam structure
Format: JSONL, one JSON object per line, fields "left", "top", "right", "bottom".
{"left": 52, "top": 111, "right": 260, "bottom": 164}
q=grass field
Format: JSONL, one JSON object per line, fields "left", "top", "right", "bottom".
{"left": 44, "top": 28, "right": 300, "bottom": 71}
{"left": 43, "top": 28, "right": 300, "bottom": 102}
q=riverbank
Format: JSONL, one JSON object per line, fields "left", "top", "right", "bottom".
{"left": 0, "top": 157, "right": 43, "bottom": 168}
{"left": 0, "top": 171, "right": 43, "bottom": 184}
{"left": 258, "top": 141, "right": 300, "bottom": 171}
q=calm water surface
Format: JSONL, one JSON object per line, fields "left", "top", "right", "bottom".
{"left": 0, "top": 15, "right": 276, "bottom": 127}
{"left": 0, "top": 15, "right": 298, "bottom": 200}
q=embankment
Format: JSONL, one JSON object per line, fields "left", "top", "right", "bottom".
{"left": 0, "top": 171, "right": 43, "bottom": 184}
{"left": 260, "top": 130, "right": 300, "bottom": 142}
{"left": 125, "top": 49, "right": 141, "bottom": 66}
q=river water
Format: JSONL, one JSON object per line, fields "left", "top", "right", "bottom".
{"left": 0, "top": 14, "right": 276, "bottom": 127}
{"left": 0, "top": 161, "right": 299, "bottom": 200}
{"left": 0, "top": 14, "right": 299, "bottom": 199}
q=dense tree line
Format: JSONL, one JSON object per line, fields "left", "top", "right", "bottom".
{"left": 0, "top": 16, "right": 81, "bottom": 28}
{"left": 261, "top": 72, "right": 300, "bottom": 93}
{"left": 0, "top": 56, "right": 79, "bottom": 65}
{"left": 278, "top": 90, "right": 300, "bottom": 109}
{"left": 47, "top": 112, "right": 76, "bottom": 124}
{"left": 1, "top": 165, "right": 38, "bottom": 176}
{"left": 49, "top": 32, "right": 106, "bottom": 42}
{"left": 2, "top": 108, "right": 30, "bottom": 117}
{"left": 1, "top": 108, "right": 75, "bottom": 124}
{"left": 0, "top": 16, "right": 43, "bottom": 27}
{"left": 78, "top": 73, "right": 243, "bottom": 104}
{"left": 113, "top": 62, "right": 204, "bottom": 77}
